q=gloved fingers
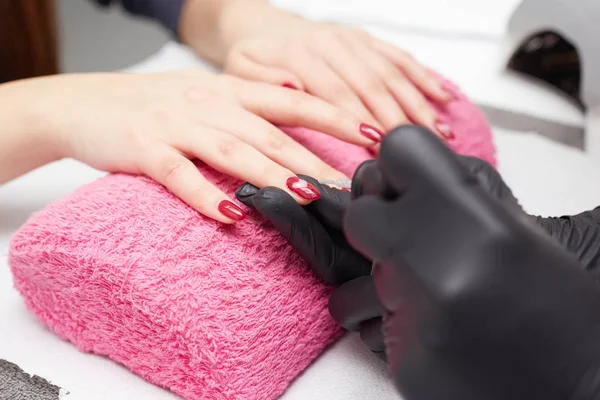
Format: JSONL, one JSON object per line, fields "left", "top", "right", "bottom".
{"left": 378, "top": 125, "right": 476, "bottom": 195}
{"left": 297, "top": 175, "right": 351, "bottom": 231}
{"left": 329, "top": 276, "right": 384, "bottom": 330}
{"left": 236, "top": 183, "right": 370, "bottom": 286}
{"left": 359, "top": 317, "right": 386, "bottom": 353}
{"left": 351, "top": 160, "right": 387, "bottom": 199}
{"left": 344, "top": 195, "right": 399, "bottom": 262}
{"left": 458, "top": 156, "right": 523, "bottom": 213}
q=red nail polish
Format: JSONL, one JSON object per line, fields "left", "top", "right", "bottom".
{"left": 282, "top": 82, "right": 298, "bottom": 90}
{"left": 218, "top": 200, "right": 246, "bottom": 221}
{"left": 286, "top": 177, "right": 321, "bottom": 201}
{"left": 359, "top": 123, "right": 383, "bottom": 143}
{"left": 435, "top": 120, "right": 455, "bottom": 140}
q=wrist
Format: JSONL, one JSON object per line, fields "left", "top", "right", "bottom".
{"left": 181, "top": 0, "right": 304, "bottom": 66}
{"left": 0, "top": 77, "right": 66, "bottom": 183}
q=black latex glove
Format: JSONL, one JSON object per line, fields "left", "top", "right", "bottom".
{"left": 236, "top": 176, "right": 387, "bottom": 357}
{"left": 237, "top": 148, "right": 600, "bottom": 361}
{"left": 236, "top": 175, "right": 371, "bottom": 287}
{"left": 345, "top": 125, "right": 600, "bottom": 400}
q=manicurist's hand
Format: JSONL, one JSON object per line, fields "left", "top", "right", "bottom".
{"left": 0, "top": 69, "right": 374, "bottom": 223}
{"left": 346, "top": 126, "right": 600, "bottom": 400}
{"left": 180, "top": 0, "right": 453, "bottom": 139}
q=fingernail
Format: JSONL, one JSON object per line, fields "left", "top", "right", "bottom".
{"left": 359, "top": 123, "right": 383, "bottom": 143}
{"left": 282, "top": 82, "right": 298, "bottom": 90}
{"left": 435, "top": 120, "right": 455, "bottom": 140}
{"left": 286, "top": 177, "right": 321, "bottom": 201}
{"left": 218, "top": 200, "right": 246, "bottom": 221}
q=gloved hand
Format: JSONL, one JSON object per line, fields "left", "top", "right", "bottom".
{"left": 345, "top": 126, "right": 600, "bottom": 399}
{"left": 237, "top": 136, "right": 600, "bottom": 361}
{"left": 236, "top": 175, "right": 388, "bottom": 357}
{"left": 425, "top": 153, "right": 600, "bottom": 276}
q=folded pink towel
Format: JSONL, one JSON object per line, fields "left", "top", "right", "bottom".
{"left": 9, "top": 77, "right": 495, "bottom": 400}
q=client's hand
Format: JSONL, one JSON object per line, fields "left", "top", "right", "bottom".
{"left": 346, "top": 126, "right": 600, "bottom": 399}
{"left": 1, "top": 69, "right": 378, "bottom": 223}
{"left": 212, "top": 0, "right": 452, "bottom": 138}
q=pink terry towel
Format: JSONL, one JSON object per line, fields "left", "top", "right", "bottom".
{"left": 9, "top": 76, "right": 495, "bottom": 400}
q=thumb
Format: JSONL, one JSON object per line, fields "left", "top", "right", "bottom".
{"left": 235, "top": 183, "right": 371, "bottom": 286}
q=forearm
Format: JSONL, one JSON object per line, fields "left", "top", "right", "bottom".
{"left": 179, "top": 0, "right": 302, "bottom": 66}
{"left": 0, "top": 79, "right": 64, "bottom": 184}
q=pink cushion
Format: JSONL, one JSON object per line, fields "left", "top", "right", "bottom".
{"left": 9, "top": 76, "right": 495, "bottom": 400}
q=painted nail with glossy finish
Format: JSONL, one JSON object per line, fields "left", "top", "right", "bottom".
{"left": 286, "top": 177, "right": 321, "bottom": 201}
{"left": 282, "top": 82, "right": 298, "bottom": 90}
{"left": 359, "top": 123, "right": 383, "bottom": 143}
{"left": 435, "top": 120, "right": 455, "bottom": 140}
{"left": 218, "top": 200, "right": 246, "bottom": 221}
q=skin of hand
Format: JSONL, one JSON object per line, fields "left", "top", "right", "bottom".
{"left": 179, "top": 0, "right": 454, "bottom": 140}
{"left": 0, "top": 69, "right": 378, "bottom": 223}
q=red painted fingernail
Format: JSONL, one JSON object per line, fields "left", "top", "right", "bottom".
{"left": 218, "top": 200, "right": 246, "bottom": 221}
{"left": 286, "top": 177, "right": 321, "bottom": 201}
{"left": 282, "top": 82, "right": 298, "bottom": 90}
{"left": 435, "top": 120, "right": 455, "bottom": 140}
{"left": 359, "top": 123, "right": 383, "bottom": 143}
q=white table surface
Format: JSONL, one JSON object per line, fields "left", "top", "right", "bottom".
{"left": 3, "top": 1, "right": 600, "bottom": 398}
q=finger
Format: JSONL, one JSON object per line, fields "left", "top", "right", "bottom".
{"left": 350, "top": 160, "right": 393, "bottom": 200}
{"left": 378, "top": 125, "right": 473, "bottom": 195}
{"left": 319, "top": 35, "right": 409, "bottom": 131}
{"left": 193, "top": 105, "right": 347, "bottom": 180}
{"left": 277, "top": 48, "right": 382, "bottom": 129}
{"left": 237, "top": 78, "right": 385, "bottom": 147}
{"left": 171, "top": 122, "right": 321, "bottom": 205}
{"left": 344, "top": 126, "right": 471, "bottom": 260}
{"left": 458, "top": 156, "right": 523, "bottom": 212}
{"left": 141, "top": 146, "right": 246, "bottom": 224}
{"left": 359, "top": 317, "right": 385, "bottom": 354}
{"left": 298, "top": 175, "right": 350, "bottom": 231}
{"left": 346, "top": 39, "right": 441, "bottom": 134}
{"left": 329, "top": 276, "right": 383, "bottom": 330}
{"left": 371, "top": 38, "right": 452, "bottom": 103}
{"left": 236, "top": 184, "right": 372, "bottom": 286}
{"left": 225, "top": 49, "right": 305, "bottom": 91}
{"left": 344, "top": 195, "right": 399, "bottom": 263}
{"left": 387, "top": 77, "right": 449, "bottom": 140}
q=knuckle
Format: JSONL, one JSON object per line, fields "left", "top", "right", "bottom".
{"left": 329, "top": 84, "right": 353, "bottom": 103}
{"left": 286, "top": 92, "right": 310, "bottom": 113}
{"left": 265, "top": 129, "right": 288, "bottom": 152}
{"left": 217, "top": 137, "right": 241, "bottom": 159}
{"left": 398, "top": 48, "right": 413, "bottom": 60}
{"left": 363, "top": 75, "right": 386, "bottom": 94}
{"left": 158, "top": 156, "right": 188, "bottom": 183}
{"left": 414, "top": 99, "right": 434, "bottom": 116}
